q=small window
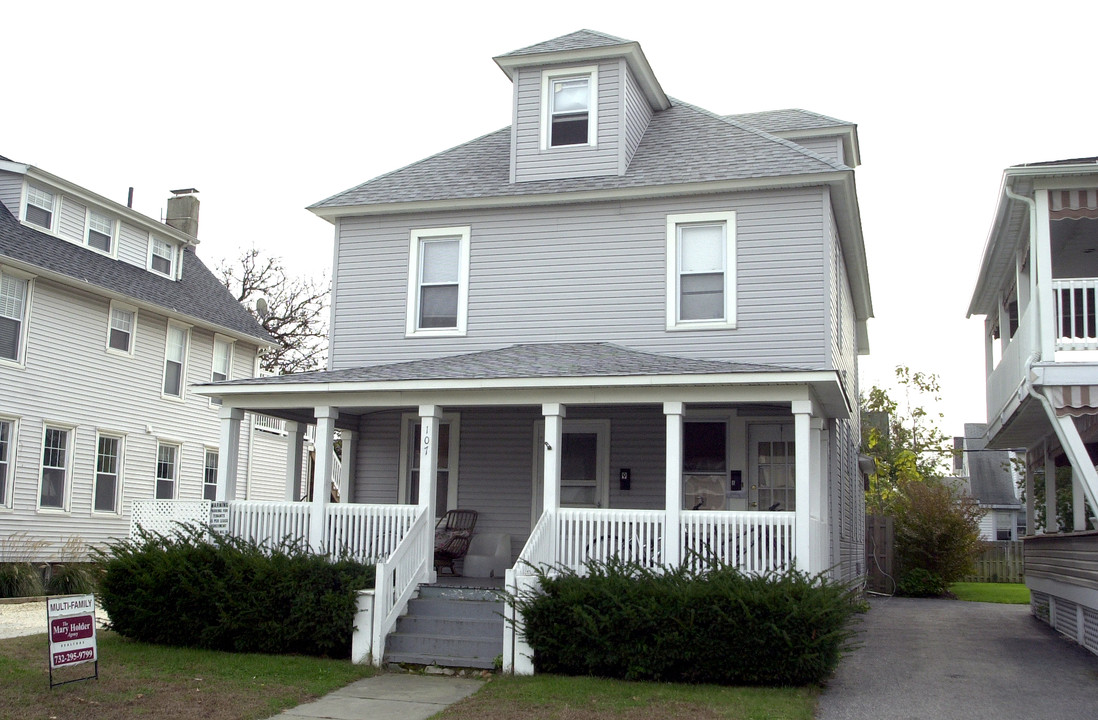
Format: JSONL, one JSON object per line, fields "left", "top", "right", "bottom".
{"left": 40, "top": 426, "right": 70, "bottom": 510}
{"left": 203, "top": 449, "right": 219, "bottom": 501}
{"left": 406, "top": 227, "right": 470, "bottom": 336}
{"left": 541, "top": 66, "right": 598, "bottom": 149}
{"left": 150, "top": 237, "right": 175, "bottom": 277}
{"left": 94, "top": 434, "right": 122, "bottom": 513}
{"left": 25, "top": 185, "right": 54, "bottom": 229}
{"left": 108, "top": 303, "right": 136, "bottom": 354}
{"left": 87, "top": 211, "right": 113, "bottom": 253}
{"left": 0, "top": 419, "right": 13, "bottom": 508}
{"left": 666, "top": 211, "right": 737, "bottom": 330}
{"left": 155, "top": 442, "right": 179, "bottom": 499}
{"left": 162, "top": 323, "right": 189, "bottom": 398}
{"left": 210, "top": 337, "right": 233, "bottom": 406}
{"left": 0, "top": 271, "right": 29, "bottom": 363}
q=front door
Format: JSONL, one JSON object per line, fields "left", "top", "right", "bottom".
{"left": 532, "top": 419, "right": 610, "bottom": 526}
{"left": 748, "top": 423, "right": 795, "bottom": 511}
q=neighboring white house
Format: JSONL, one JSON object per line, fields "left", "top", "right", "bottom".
{"left": 968, "top": 156, "right": 1098, "bottom": 656}
{"left": 952, "top": 423, "right": 1023, "bottom": 541}
{"left": 0, "top": 156, "right": 302, "bottom": 562}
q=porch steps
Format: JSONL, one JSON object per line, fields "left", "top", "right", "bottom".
{"left": 384, "top": 585, "right": 505, "bottom": 669}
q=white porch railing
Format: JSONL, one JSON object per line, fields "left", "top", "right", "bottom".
{"left": 371, "top": 505, "right": 431, "bottom": 666}
{"left": 512, "top": 509, "right": 556, "bottom": 576}
{"left": 1053, "top": 278, "right": 1098, "bottom": 351}
{"left": 228, "top": 501, "right": 312, "bottom": 550}
{"left": 680, "top": 510, "right": 796, "bottom": 574}
{"left": 987, "top": 301, "right": 1037, "bottom": 422}
{"left": 557, "top": 508, "right": 666, "bottom": 571}
{"left": 325, "top": 504, "right": 418, "bottom": 562}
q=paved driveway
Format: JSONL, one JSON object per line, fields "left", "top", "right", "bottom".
{"left": 817, "top": 597, "right": 1098, "bottom": 720}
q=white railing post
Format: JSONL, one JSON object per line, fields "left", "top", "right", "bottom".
{"left": 339, "top": 430, "right": 357, "bottom": 502}
{"left": 418, "top": 405, "right": 441, "bottom": 584}
{"left": 310, "top": 406, "right": 338, "bottom": 554}
{"left": 809, "top": 417, "right": 824, "bottom": 574}
{"left": 792, "top": 401, "right": 812, "bottom": 570}
{"left": 542, "top": 403, "right": 566, "bottom": 562}
{"left": 663, "top": 402, "right": 684, "bottom": 568}
{"left": 217, "top": 407, "right": 244, "bottom": 502}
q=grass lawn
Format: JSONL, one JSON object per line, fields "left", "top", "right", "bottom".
{"left": 0, "top": 631, "right": 374, "bottom": 720}
{"left": 432, "top": 674, "right": 817, "bottom": 720}
{"left": 950, "top": 582, "right": 1030, "bottom": 604}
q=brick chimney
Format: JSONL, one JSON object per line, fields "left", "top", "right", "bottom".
{"left": 165, "top": 188, "right": 200, "bottom": 238}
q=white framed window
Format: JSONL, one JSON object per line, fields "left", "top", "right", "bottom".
{"left": 107, "top": 302, "right": 137, "bottom": 355}
{"left": 0, "top": 269, "right": 31, "bottom": 365}
{"left": 540, "top": 66, "right": 598, "bottom": 149}
{"left": 155, "top": 441, "right": 179, "bottom": 499}
{"left": 203, "top": 448, "right": 219, "bottom": 501}
{"left": 86, "top": 210, "right": 115, "bottom": 254}
{"left": 405, "top": 226, "right": 470, "bottom": 337}
{"left": 666, "top": 211, "right": 737, "bottom": 330}
{"left": 39, "top": 425, "right": 71, "bottom": 511}
{"left": 0, "top": 417, "right": 15, "bottom": 509}
{"left": 531, "top": 419, "right": 611, "bottom": 524}
{"left": 210, "top": 336, "right": 233, "bottom": 406}
{"left": 24, "top": 185, "right": 56, "bottom": 230}
{"left": 149, "top": 237, "right": 176, "bottom": 277}
{"left": 93, "top": 433, "right": 123, "bottom": 514}
{"left": 162, "top": 322, "right": 189, "bottom": 399}
{"left": 397, "top": 412, "right": 460, "bottom": 517}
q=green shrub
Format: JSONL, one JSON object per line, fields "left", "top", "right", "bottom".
{"left": 46, "top": 563, "right": 98, "bottom": 596}
{"left": 893, "top": 480, "right": 985, "bottom": 596}
{"left": 0, "top": 563, "right": 45, "bottom": 598}
{"left": 895, "top": 568, "right": 946, "bottom": 597}
{"left": 94, "top": 526, "right": 375, "bottom": 657}
{"left": 512, "top": 559, "right": 859, "bottom": 686}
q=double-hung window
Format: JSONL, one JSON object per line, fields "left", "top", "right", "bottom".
{"left": 150, "top": 237, "right": 176, "bottom": 277}
{"left": 107, "top": 302, "right": 136, "bottom": 354}
{"left": 162, "top": 323, "right": 189, "bottom": 398}
{"left": 94, "top": 434, "right": 122, "bottom": 513}
{"left": 666, "top": 211, "right": 737, "bottom": 329}
{"left": 24, "top": 185, "right": 55, "bottom": 230}
{"left": 86, "top": 210, "right": 114, "bottom": 253}
{"left": 155, "top": 441, "right": 179, "bottom": 499}
{"left": 210, "top": 337, "right": 233, "bottom": 406}
{"left": 399, "top": 412, "right": 460, "bottom": 517}
{"left": 203, "top": 449, "right": 219, "bottom": 501}
{"left": 0, "top": 418, "right": 13, "bottom": 509}
{"left": 541, "top": 66, "right": 598, "bottom": 148}
{"left": 39, "top": 426, "right": 70, "bottom": 510}
{"left": 406, "top": 227, "right": 470, "bottom": 336}
{"left": 0, "top": 270, "right": 29, "bottom": 363}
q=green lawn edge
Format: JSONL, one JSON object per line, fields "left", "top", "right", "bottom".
{"left": 949, "top": 582, "right": 1030, "bottom": 604}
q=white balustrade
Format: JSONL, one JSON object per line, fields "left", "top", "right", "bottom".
{"left": 556, "top": 508, "right": 666, "bottom": 571}
{"left": 229, "top": 501, "right": 312, "bottom": 551}
{"left": 325, "top": 504, "right": 419, "bottom": 562}
{"left": 252, "top": 413, "right": 287, "bottom": 435}
{"left": 680, "top": 510, "right": 795, "bottom": 574}
{"left": 1053, "top": 278, "right": 1098, "bottom": 351}
{"left": 371, "top": 506, "right": 430, "bottom": 666}
{"left": 513, "top": 510, "right": 556, "bottom": 576}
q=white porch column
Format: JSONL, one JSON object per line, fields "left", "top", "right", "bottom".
{"left": 285, "top": 421, "right": 306, "bottom": 502}
{"left": 309, "top": 407, "right": 338, "bottom": 553}
{"left": 664, "top": 402, "right": 684, "bottom": 568}
{"left": 1034, "top": 189, "right": 1056, "bottom": 360}
{"left": 542, "top": 404, "right": 566, "bottom": 514}
{"left": 340, "top": 430, "right": 357, "bottom": 504}
{"left": 809, "top": 417, "right": 824, "bottom": 576}
{"left": 418, "top": 405, "right": 442, "bottom": 585}
{"left": 1044, "top": 442, "right": 1057, "bottom": 534}
{"left": 792, "top": 401, "right": 813, "bottom": 571}
{"left": 216, "top": 407, "right": 244, "bottom": 501}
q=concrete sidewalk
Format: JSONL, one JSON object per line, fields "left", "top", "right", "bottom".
{"left": 270, "top": 672, "right": 483, "bottom": 720}
{"left": 818, "top": 597, "right": 1098, "bottom": 720}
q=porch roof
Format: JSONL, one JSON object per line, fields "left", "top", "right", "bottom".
{"left": 198, "top": 342, "right": 852, "bottom": 417}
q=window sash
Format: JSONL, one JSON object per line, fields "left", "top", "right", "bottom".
{"left": 40, "top": 427, "right": 68, "bottom": 509}
{"left": 88, "top": 212, "right": 113, "bottom": 252}
{"left": 417, "top": 237, "right": 460, "bottom": 329}
{"left": 0, "top": 420, "right": 10, "bottom": 507}
{"left": 26, "top": 186, "right": 53, "bottom": 228}
{"left": 151, "top": 238, "right": 174, "bottom": 275}
{"left": 155, "top": 444, "right": 178, "bottom": 499}
{"left": 163, "top": 325, "right": 187, "bottom": 396}
{"left": 94, "top": 435, "right": 120, "bottom": 512}
{"left": 109, "top": 307, "right": 134, "bottom": 352}
{"left": 204, "top": 450, "right": 218, "bottom": 501}
{"left": 550, "top": 76, "right": 590, "bottom": 146}
{"left": 677, "top": 221, "right": 727, "bottom": 322}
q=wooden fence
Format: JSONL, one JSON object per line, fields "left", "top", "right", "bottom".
{"left": 865, "top": 515, "right": 894, "bottom": 594}
{"left": 964, "top": 540, "right": 1025, "bottom": 583}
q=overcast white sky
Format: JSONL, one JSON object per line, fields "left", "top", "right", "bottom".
{"left": 4, "top": 0, "right": 1096, "bottom": 439}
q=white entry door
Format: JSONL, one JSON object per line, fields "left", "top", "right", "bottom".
{"left": 748, "top": 423, "right": 795, "bottom": 511}
{"left": 532, "top": 419, "right": 610, "bottom": 526}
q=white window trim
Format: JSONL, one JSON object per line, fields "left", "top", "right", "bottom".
{"left": 106, "top": 300, "right": 138, "bottom": 357}
{"left": 0, "top": 265, "right": 34, "bottom": 369}
{"left": 22, "top": 183, "right": 60, "bottom": 233}
{"left": 405, "top": 226, "right": 471, "bottom": 337}
{"left": 203, "top": 446, "right": 219, "bottom": 501}
{"left": 210, "top": 334, "right": 235, "bottom": 407}
{"left": 531, "top": 418, "right": 611, "bottom": 526}
{"left": 161, "top": 321, "right": 191, "bottom": 401}
{"left": 396, "top": 411, "right": 461, "bottom": 514}
{"left": 84, "top": 208, "right": 118, "bottom": 257}
{"left": 540, "top": 65, "right": 599, "bottom": 150}
{"left": 0, "top": 415, "right": 17, "bottom": 511}
{"left": 147, "top": 236, "right": 178, "bottom": 279}
{"left": 155, "top": 439, "right": 181, "bottom": 500}
{"left": 37, "top": 423, "right": 74, "bottom": 514}
{"left": 91, "top": 431, "right": 125, "bottom": 516}
{"left": 665, "top": 211, "right": 737, "bottom": 330}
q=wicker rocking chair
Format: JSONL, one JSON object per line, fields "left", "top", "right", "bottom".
{"left": 433, "top": 509, "right": 478, "bottom": 576}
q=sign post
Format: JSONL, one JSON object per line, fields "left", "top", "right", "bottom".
{"left": 47, "top": 594, "right": 98, "bottom": 688}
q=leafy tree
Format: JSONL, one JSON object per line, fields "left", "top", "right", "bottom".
{"left": 893, "top": 481, "right": 984, "bottom": 595}
{"left": 219, "top": 248, "right": 330, "bottom": 375}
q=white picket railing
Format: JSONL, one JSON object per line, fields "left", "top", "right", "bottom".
{"left": 325, "top": 504, "right": 419, "bottom": 562}
{"left": 557, "top": 508, "right": 666, "bottom": 571}
{"left": 1053, "top": 278, "right": 1098, "bottom": 351}
{"left": 513, "top": 510, "right": 556, "bottom": 576}
{"left": 680, "top": 510, "right": 795, "bottom": 574}
{"left": 229, "top": 501, "right": 312, "bottom": 551}
{"left": 371, "top": 505, "right": 431, "bottom": 666}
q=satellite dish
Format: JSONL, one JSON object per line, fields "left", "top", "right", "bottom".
{"left": 256, "top": 297, "right": 269, "bottom": 319}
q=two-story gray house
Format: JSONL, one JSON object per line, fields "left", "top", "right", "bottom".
{"left": 0, "top": 156, "right": 300, "bottom": 563}
{"left": 195, "top": 30, "right": 873, "bottom": 670}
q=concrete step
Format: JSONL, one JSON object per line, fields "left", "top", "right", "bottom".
{"left": 384, "top": 586, "right": 506, "bottom": 669}
{"left": 387, "top": 632, "right": 502, "bottom": 661}
{"left": 396, "top": 615, "right": 502, "bottom": 637}
{"left": 383, "top": 649, "right": 498, "bottom": 670}
{"left": 405, "top": 597, "right": 503, "bottom": 620}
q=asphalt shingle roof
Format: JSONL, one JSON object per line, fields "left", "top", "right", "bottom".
{"left": 312, "top": 100, "right": 847, "bottom": 209}
{"left": 727, "top": 108, "right": 853, "bottom": 133}
{"left": 498, "top": 30, "right": 631, "bottom": 57}
{"left": 0, "top": 203, "right": 272, "bottom": 343}
{"left": 212, "top": 342, "right": 803, "bottom": 387}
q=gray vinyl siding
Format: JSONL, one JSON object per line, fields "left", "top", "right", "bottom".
{"left": 330, "top": 187, "right": 830, "bottom": 369}
{"left": 620, "top": 61, "right": 651, "bottom": 172}
{"left": 512, "top": 60, "right": 621, "bottom": 183}
{"left": 0, "top": 172, "right": 22, "bottom": 217}
{"left": 354, "top": 410, "right": 402, "bottom": 504}
{"left": 1025, "top": 534, "right": 1098, "bottom": 590}
{"left": 831, "top": 415, "right": 864, "bottom": 584}
{"left": 118, "top": 222, "right": 150, "bottom": 268}
{"left": 826, "top": 195, "right": 857, "bottom": 402}
{"left": 245, "top": 428, "right": 289, "bottom": 500}
{"left": 793, "top": 136, "right": 844, "bottom": 165}
{"left": 0, "top": 274, "right": 273, "bottom": 560}
{"left": 59, "top": 196, "right": 86, "bottom": 244}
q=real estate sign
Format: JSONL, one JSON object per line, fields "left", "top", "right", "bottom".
{"left": 47, "top": 594, "right": 97, "bottom": 669}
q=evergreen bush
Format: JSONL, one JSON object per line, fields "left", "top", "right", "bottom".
{"left": 512, "top": 559, "right": 859, "bottom": 686}
{"left": 94, "top": 526, "right": 374, "bottom": 657}
{"left": 893, "top": 480, "right": 984, "bottom": 596}
{"left": 46, "top": 563, "right": 98, "bottom": 596}
{"left": 0, "top": 563, "right": 45, "bottom": 598}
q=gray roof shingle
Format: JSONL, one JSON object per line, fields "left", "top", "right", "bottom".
{"left": 727, "top": 108, "right": 853, "bottom": 133}
{"left": 0, "top": 203, "right": 272, "bottom": 343}
{"left": 211, "top": 342, "right": 804, "bottom": 387}
{"left": 498, "top": 30, "right": 631, "bottom": 57}
{"left": 312, "top": 100, "right": 847, "bottom": 209}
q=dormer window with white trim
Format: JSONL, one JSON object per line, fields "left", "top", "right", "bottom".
{"left": 24, "top": 185, "right": 55, "bottom": 230}
{"left": 666, "top": 211, "right": 737, "bottom": 330}
{"left": 541, "top": 66, "right": 598, "bottom": 149}
{"left": 406, "top": 226, "right": 470, "bottom": 336}
{"left": 86, "top": 210, "right": 114, "bottom": 253}
{"left": 150, "top": 237, "right": 176, "bottom": 277}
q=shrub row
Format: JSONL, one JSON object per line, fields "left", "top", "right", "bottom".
{"left": 95, "top": 526, "right": 374, "bottom": 657}
{"left": 0, "top": 562, "right": 98, "bottom": 598}
{"left": 513, "top": 559, "right": 860, "bottom": 686}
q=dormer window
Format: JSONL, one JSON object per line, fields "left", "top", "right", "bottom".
{"left": 541, "top": 66, "right": 598, "bottom": 149}
{"left": 150, "top": 237, "right": 175, "bottom": 277}
{"left": 87, "top": 211, "right": 114, "bottom": 253}
{"left": 25, "top": 185, "right": 55, "bottom": 230}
